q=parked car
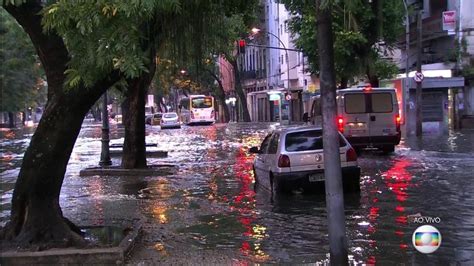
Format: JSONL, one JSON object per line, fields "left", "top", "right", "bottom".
{"left": 145, "top": 113, "right": 162, "bottom": 125}
{"left": 160, "top": 112, "right": 181, "bottom": 129}
{"left": 249, "top": 126, "right": 360, "bottom": 194}
{"left": 307, "top": 86, "right": 401, "bottom": 154}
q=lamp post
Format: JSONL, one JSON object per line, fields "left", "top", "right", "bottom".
{"left": 251, "top": 27, "right": 292, "bottom": 124}
{"left": 225, "top": 97, "right": 237, "bottom": 122}
{"left": 99, "top": 91, "right": 112, "bottom": 166}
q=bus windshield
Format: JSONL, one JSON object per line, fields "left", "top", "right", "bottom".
{"left": 191, "top": 97, "right": 213, "bottom": 108}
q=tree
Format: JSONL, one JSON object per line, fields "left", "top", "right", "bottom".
{"left": 0, "top": 0, "right": 257, "bottom": 248}
{"left": 0, "top": 9, "right": 45, "bottom": 127}
{"left": 282, "top": 0, "right": 404, "bottom": 87}
{"left": 315, "top": 1, "right": 348, "bottom": 264}
{"left": 1, "top": 0, "right": 123, "bottom": 248}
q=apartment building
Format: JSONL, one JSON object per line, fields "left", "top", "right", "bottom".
{"left": 393, "top": 0, "right": 474, "bottom": 133}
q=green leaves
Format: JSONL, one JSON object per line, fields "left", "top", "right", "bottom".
{"left": 0, "top": 9, "right": 45, "bottom": 112}
{"left": 282, "top": 0, "right": 404, "bottom": 84}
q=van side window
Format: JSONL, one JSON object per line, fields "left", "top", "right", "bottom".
{"left": 344, "top": 94, "right": 366, "bottom": 113}
{"left": 371, "top": 93, "right": 393, "bottom": 113}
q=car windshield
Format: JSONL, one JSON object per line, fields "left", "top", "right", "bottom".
{"left": 163, "top": 113, "right": 177, "bottom": 118}
{"left": 285, "top": 130, "right": 346, "bottom": 152}
{"left": 191, "top": 97, "right": 213, "bottom": 108}
{"left": 154, "top": 114, "right": 162, "bottom": 118}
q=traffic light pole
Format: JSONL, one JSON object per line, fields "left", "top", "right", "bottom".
{"left": 246, "top": 33, "right": 293, "bottom": 124}
{"left": 263, "top": 31, "right": 291, "bottom": 124}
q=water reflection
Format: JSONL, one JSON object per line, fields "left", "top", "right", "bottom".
{"left": 1, "top": 122, "right": 473, "bottom": 264}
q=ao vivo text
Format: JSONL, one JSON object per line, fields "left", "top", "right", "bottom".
{"left": 413, "top": 216, "right": 441, "bottom": 224}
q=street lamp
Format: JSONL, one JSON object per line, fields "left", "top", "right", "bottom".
{"left": 251, "top": 27, "right": 292, "bottom": 124}
{"left": 225, "top": 97, "right": 237, "bottom": 122}
{"left": 99, "top": 91, "right": 112, "bottom": 166}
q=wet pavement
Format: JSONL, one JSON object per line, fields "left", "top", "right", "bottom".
{"left": 1, "top": 121, "right": 474, "bottom": 264}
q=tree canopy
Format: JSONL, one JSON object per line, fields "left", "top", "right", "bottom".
{"left": 281, "top": 0, "right": 404, "bottom": 86}
{"left": 0, "top": 9, "right": 45, "bottom": 112}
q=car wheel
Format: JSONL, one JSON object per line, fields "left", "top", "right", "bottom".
{"left": 381, "top": 145, "right": 395, "bottom": 154}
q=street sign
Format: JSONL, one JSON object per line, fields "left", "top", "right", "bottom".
{"left": 285, "top": 94, "right": 292, "bottom": 101}
{"left": 442, "top": 11, "right": 456, "bottom": 35}
{"left": 414, "top": 72, "right": 424, "bottom": 83}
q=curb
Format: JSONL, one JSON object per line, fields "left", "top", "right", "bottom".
{"left": 0, "top": 220, "right": 143, "bottom": 265}
{"left": 79, "top": 164, "right": 177, "bottom": 177}
{"left": 109, "top": 150, "right": 168, "bottom": 158}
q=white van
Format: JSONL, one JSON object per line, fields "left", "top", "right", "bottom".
{"left": 308, "top": 87, "right": 401, "bottom": 153}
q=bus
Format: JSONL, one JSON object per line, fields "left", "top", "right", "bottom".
{"left": 179, "top": 95, "right": 215, "bottom": 125}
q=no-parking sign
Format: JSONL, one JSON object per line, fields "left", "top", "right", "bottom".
{"left": 414, "top": 72, "right": 424, "bottom": 83}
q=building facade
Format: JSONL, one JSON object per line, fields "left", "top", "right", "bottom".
{"left": 393, "top": 0, "right": 474, "bottom": 133}
{"left": 239, "top": 0, "right": 318, "bottom": 123}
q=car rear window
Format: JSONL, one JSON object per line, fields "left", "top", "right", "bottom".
{"left": 163, "top": 113, "right": 177, "bottom": 118}
{"left": 285, "top": 130, "right": 346, "bottom": 152}
{"left": 344, "top": 94, "right": 366, "bottom": 113}
{"left": 371, "top": 93, "right": 393, "bottom": 113}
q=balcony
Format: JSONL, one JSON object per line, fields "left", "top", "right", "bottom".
{"left": 241, "top": 70, "right": 266, "bottom": 80}
{"left": 399, "top": 15, "right": 451, "bottom": 47}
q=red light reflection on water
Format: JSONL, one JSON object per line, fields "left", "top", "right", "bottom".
{"left": 366, "top": 158, "right": 413, "bottom": 264}
{"left": 383, "top": 159, "right": 413, "bottom": 251}
{"left": 230, "top": 141, "right": 269, "bottom": 262}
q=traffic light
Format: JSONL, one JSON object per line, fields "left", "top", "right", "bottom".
{"left": 238, "top": 39, "right": 246, "bottom": 54}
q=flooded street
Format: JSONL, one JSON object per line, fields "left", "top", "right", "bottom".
{"left": 1, "top": 122, "right": 474, "bottom": 264}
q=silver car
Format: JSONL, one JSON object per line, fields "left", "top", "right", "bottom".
{"left": 160, "top": 112, "right": 181, "bottom": 129}
{"left": 249, "top": 126, "right": 360, "bottom": 193}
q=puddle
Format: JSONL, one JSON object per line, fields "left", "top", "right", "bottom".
{"left": 81, "top": 226, "right": 126, "bottom": 246}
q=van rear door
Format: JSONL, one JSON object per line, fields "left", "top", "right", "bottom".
{"left": 342, "top": 93, "right": 370, "bottom": 139}
{"left": 368, "top": 92, "right": 397, "bottom": 137}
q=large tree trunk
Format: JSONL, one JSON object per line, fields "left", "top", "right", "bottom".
{"left": 229, "top": 59, "right": 251, "bottom": 122}
{"left": 206, "top": 69, "right": 230, "bottom": 123}
{"left": 316, "top": 0, "right": 349, "bottom": 265}
{"left": 367, "top": 68, "right": 380, "bottom": 87}
{"left": 7, "top": 112, "right": 15, "bottom": 128}
{"left": 1, "top": 1, "right": 120, "bottom": 248}
{"left": 120, "top": 22, "right": 157, "bottom": 169}
{"left": 121, "top": 77, "right": 148, "bottom": 169}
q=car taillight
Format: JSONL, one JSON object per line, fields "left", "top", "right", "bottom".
{"left": 211, "top": 110, "right": 215, "bottom": 118}
{"left": 278, "top": 154, "right": 291, "bottom": 168}
{"left": 395, "top": 114, "right": 401, "bottom": 132}
{"left": 337, "top": 116, "right": 344, "bottom": 133}
{"left": 191, "top": 111, "right": 194, "bottom": 119}
{"left": 346, "top": 147, "right": 357, "bottom": 162}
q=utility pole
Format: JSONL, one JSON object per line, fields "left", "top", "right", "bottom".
{"left": 415, "top": 11, "right": 423, "bottom": 137}
{"left": 403, "top": 0, "right": 410, "bottom": 122}
{"left": 99, "top": 91, "right": 112, "bottom": 166}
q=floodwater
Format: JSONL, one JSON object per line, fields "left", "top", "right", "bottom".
{"left": 1, "top": 121, "right": 473, "bottom": 264}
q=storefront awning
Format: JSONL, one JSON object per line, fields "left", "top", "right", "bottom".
{"left": 408, "top": 77, "right": 464, "bottom": 89}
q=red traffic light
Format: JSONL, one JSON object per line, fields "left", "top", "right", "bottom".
{"left": 238, "top": 39, "right": 246, "bottom": 54}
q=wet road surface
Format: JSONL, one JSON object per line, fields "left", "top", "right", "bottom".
{"left": 1, "top": 122, "right": 473, "bottom": 264}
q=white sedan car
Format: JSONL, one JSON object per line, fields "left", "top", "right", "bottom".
{"left": 249, "top": 126, "right": 360, "bottom": 193}
{"left": 160, "top": 112, "right": 181, "bottom": 129}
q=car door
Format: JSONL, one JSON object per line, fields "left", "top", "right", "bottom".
{"left": 342, "top": 92, "right": 370, "bottom": 139}
{"left": 368, "top": 92, "right": 396, "bottom": 137}
{"left": 254, "top": 134, "right": 271, "bottom": 183}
